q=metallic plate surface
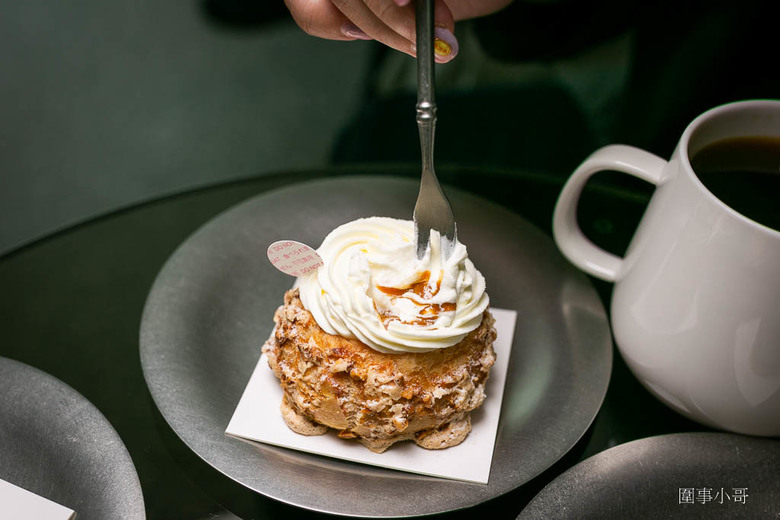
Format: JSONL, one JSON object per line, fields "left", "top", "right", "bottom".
{"left": 139, "top": 175, "right": 613, "bottom": 517}
{"left": 517, "top": 432, "right": 780, "bottom": 519}
{"left": 0, "top": 357, "right": 146, "bottom": 519}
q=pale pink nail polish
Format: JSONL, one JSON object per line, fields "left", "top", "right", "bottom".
{"left": 342, "top": 23, "right": 372, "bottom": 41}
{"left": 433, "top": 27, "right": 458, "bottom": 63}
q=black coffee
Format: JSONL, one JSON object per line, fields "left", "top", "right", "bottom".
{"left": 690, "top": 136, "right": 780, "bottom": 232}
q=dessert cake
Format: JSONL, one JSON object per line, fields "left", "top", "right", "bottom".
{"left": 263, "top": 217, "right": 496, "bottom": 453}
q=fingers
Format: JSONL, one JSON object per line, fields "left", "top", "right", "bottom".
{"left": 335, "top": 0, "right": 457, "bottom": 61}
{"left": 331, "top": 0, "right": 417, "bottom": 55}
{"left": 285, "top": 0, "right": 459, "bottom": 62}
{"left": 448, "top": 0, "right": 515, "bottom": 21}
{"left": 284, "top": 0, "right": 364, "bottom": 41}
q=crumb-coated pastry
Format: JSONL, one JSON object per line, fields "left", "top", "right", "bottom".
{"left": 264, "top": 217, "right": 496, "bottom": 452}
{"left": 263, "top": 289, "right": 496, "bottom": 453}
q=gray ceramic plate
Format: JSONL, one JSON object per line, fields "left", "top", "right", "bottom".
{"left": 0, "top": 357, "right": 146, "bottom": 520}
{"left": 517, "top": 432, "right": 780, "bottom": 519}
{"left": 139, "top": 176, "right": 612, "bottom": 517}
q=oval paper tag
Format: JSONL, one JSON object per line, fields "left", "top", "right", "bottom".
{"left": 267, "top": 240, "right": 324, "bottom": 277}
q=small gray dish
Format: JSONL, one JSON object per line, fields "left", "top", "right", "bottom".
{"left": 0, "top": 356, "right": 146, "bottom": 520}
{"left": 517, "top": 432, "right": 780, "bottom": 519}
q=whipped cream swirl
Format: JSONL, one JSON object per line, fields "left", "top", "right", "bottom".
{"left": 296, "top": 217, "right": 489, "bottom": 353}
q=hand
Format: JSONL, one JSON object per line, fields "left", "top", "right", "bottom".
{"left": 284, "top": 0, "right": 514, "bottom": 63}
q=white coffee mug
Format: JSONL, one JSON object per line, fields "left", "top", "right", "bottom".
{"left": 553, "top": 100, "right": 780, "bottom": 436}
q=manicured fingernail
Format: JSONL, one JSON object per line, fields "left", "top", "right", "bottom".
{"left": 342, "top": 23, "right": 372, "bottom": 40}
{"left": 394, "top": 0, "right": 411, "bottom": 5}
{"left": 433, "top": 27, "right": 458, "bottom": 62}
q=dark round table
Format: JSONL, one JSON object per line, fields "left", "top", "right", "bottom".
{"left": 2, "top": 163, "right": 770, "bottom": 519}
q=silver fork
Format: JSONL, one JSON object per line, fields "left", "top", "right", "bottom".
{"left": 413, "top": 0, "right": 456, "bottom": 259}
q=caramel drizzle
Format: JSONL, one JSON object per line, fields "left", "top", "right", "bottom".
{"left": 374, "top": 271, "right": 456, "bottom": 328}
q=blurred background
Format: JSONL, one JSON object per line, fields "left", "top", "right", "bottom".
{"left": 0, "top": 2, "right": 371, "bottom": 254}
{"left": 1, "top": 0, "right": 776, "bottom": 255}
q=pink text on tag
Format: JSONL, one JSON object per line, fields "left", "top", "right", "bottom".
{"left": 267, "top": 240, "right": 324, "bottom": 277}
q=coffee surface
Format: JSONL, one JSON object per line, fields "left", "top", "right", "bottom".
{"left": 691, "top": 136, "right": 780, "bottom": 232}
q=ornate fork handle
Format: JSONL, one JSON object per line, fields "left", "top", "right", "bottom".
{"left": 413, "top": 0, "right": 456, "bottom": 259}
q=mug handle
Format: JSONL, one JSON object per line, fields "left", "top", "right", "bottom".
{"left": 552, "top": 144, "right": 668, "bottom": 282}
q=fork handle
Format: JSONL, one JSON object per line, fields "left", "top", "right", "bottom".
{"left": 415, "top": 0, "right": 436, "bottom": 172}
